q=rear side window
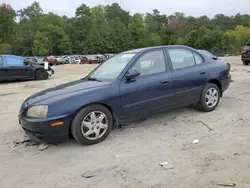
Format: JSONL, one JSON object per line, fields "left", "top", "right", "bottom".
{"left": 168, "top": 49, "right": 196, "bottom": 70}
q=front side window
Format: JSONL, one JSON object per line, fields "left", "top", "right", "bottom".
{"left": 87, "top": 53, "right": 135, "bottom": 81}
{"left": 168, "top": 49, "right": 196, "bottom": 70}
{"left": 132, "top": 50, "right": 166, "bottom": 76}
{"left": 5, "top": 56, "right": 24, "bottom": 67}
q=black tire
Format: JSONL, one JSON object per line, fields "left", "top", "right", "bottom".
{"left": 243, "top": 61, "right": 249, "bottom": 65}
{"left": 35, "top": 69, "right": 48, "bottom": 80}
{"left": 71, "top": 104, "right": 113, "bottom": 145}
{"left": 197, "top": 83, "right": 220, "bottom": 112}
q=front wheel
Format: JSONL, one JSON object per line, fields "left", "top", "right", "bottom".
{"left": 71, "top": 105, "right": 113, "bottom": 145}
{"left": 35, "top": 69, "right": 48, "bottom": 80}
{"left": 197, "top": 83, "right": 220, "bottom": 112}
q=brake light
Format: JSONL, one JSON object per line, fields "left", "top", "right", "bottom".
{"left": 242, "top": 48, "right": 247, "bottom": 53}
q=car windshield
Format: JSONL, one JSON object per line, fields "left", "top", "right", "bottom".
{"left": 86, "top": 53, "right": 135, "bottom": 81}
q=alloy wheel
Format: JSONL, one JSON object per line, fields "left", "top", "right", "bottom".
{"left": 205, "top": 87, "right": 219, "bottom": 108}
{"left": 81, "top": 111, "right": 108, "bottom": 140}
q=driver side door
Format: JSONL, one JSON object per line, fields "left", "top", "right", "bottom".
{"left": 5, "top": 56, "right": 33, "bottom": 79}
{"left": 119, "top": 49, "right": 174, "bottom": 120}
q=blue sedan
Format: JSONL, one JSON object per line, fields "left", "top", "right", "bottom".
{"left": 19, "top": 45, "right": 231, "bottom": 145}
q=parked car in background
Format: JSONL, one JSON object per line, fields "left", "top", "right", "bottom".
{"left": 56, "top": 56, "right": 63, "bottom": 64}
{"left": 43, "top": 56, "right": 58, "bottom": 65}
{"left": 0, "top": 55, "right": 53, "bottom": 81}
{"left": 80, "top": 56, "right": 89, "bottom": 64}
{"left": 19, "top": 45, "right": 231, "bottom": 145}
{"left": 25, "top": 56, "right": 38, "bottom": 63}
{"left": 74, "top": 56, "right": 81, "bottom": 64}
{"left": 241, "top": 44, "right": 250, "bottom": 65}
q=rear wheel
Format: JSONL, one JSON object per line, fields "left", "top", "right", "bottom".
{"left": 71, "top": 105, "right": 113, "bottom": 145}
{"left": 197, "top": 83, "right": 220, "bottom": 112}
{"left": 243, "top": 61, "right": 249, "bottom": 65}
{"left": 35, "top": 69, "right": 48, "bottom": 80}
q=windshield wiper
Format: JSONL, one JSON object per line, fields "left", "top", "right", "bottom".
{"left": 84, "top": 77, "right": 102, "bottom": 82}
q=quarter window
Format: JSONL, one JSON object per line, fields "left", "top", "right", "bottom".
{"left": 132, "top": 50, "right": 166, "bottom": 76}
{"left": 168, "top": 49, "right": 196, "bottom": 70}
{"left": 194, "top": 53, "right": 203, "bottom": 64}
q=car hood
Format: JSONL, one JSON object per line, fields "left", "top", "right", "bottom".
{"left": 25, "top": 79, "right": 111, "bottom": 106}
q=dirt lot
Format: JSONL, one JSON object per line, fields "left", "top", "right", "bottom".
{"left": 1, "top": 57, "right": 250, "bottom": 188}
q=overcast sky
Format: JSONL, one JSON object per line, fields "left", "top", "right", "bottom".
{"left": 2, "top": 0, "right": 250, "bottom": 17}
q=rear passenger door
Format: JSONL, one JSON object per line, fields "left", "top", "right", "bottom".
{"left": 166, "top": 47, "right": 208, "bottom": 106}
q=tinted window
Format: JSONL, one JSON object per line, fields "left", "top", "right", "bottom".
{"left": 194, "top": 53, "right": 203, "bottom": 64}
{"left": 132, "top": 50, "right": 166, "bottom": 76}
{"left": 168, "top": 49, "right": 196, "bottom": 70}
{"left": 0, "top": 57, "right": 2, "bottom": 66}
{"left": 5, "top": 56, "right": 24, "bottom": 67}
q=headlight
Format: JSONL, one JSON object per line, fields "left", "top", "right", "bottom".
{"left": 27, "top": 105, "right": 48, "bottom": 118}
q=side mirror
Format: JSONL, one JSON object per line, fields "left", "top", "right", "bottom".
{"left": 213, "top": 56, "right": 218, "bottom": 60}
{"left": 126, "top": 69, "right": 140, "bottom": 80}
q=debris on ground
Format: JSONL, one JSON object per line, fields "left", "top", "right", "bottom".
{"left": 38, "top": 143, "right": 49, "bottom": 151}
{"left": 198, "top": 121, "right": 213, "bottom": 131}
{"left": 81, "top": 165, "right": 119, "bottom": 178}
{"left": 161, "top": 122, "right": 168, "bottom": 126}
{"left": 118, "top": 124, "right": 125, "bottom": 131}
{"left": 192, "top": 139, "right": 199, "bottom": 144}
{"left": 211, "top": 181, "right": 236, "bottom": 187}
{"left": 159, "top": 162, "right": 174, "bottom": 170}
{"left": 0, "top": 92, "right": 19, "bottom": 96}
{"left": 13, "top": 137, "right": 39, "bottom": 147}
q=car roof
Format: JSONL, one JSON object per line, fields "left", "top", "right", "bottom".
{"left": 0, "top": 54, "right": 21, "bottom": 57}
{"left": 0, "top": 55, "right": 24, "bottom": 60}
{"left": 122, "top": 45, "right": 193, "bottom": 54}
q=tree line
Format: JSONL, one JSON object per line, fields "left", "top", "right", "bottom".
{"left": 0, "top": 1, "right": 250, "bottom": 56}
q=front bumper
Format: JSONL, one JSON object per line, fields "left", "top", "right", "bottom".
{"left": 47, "top": 67, "right": 55, "bottom": 76}
{"left": 19, "top": 115, "right": 71, "bottom": 144}
{"left": 221, "top": 74, "right": 231, "bottom": 93}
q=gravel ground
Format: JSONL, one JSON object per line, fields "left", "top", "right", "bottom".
{"left": 1, "top": 57, "right": 250, "bottom": 188}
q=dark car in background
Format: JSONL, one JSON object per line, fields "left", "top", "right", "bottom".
{"left": 241, "top": 44, "right": 250, "bottom": 65}
{"left": 0, "top": 55, "right": 53, "bottom": 81}
{"left": 19, "top": 45, "right": 231, "bottom": 145}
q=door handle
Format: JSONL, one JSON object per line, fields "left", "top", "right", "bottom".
{"left": 200, "top": 72, "right": 206, "bottom": 75}
{"left": 161, "top": 79, "right": 170, "bottom": 84}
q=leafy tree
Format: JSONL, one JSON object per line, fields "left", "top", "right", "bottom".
{"left": 0, "top": 4, "right": 16, "bottom": 44}
{"left": 2, "top": 2, "right": 250, "bottom": 56}
{"left": 0, "top": 43, "right": 12, "bottom": 54}
{"left": 33, "top": 31, "right": 50, "bottom": 55}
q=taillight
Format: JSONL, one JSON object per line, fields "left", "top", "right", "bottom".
{"left": 242, "top": 48, "right": 247, "bottom": 53}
